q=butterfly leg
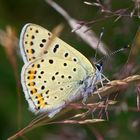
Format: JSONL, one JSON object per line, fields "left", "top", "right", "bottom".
{"left": 82, "top": 88, "right": 90, "bottom": 104}
{"left": 82, "top": 79, "right": 93, "bottom": 104}
{"left": 82, "top": 79, "right": 97, "bottom": 103}
{"left": 101, "top": 73, "right": 110, "bottom": 82}
{"left": 95, "top": 73, "right": 110, "bottom": 88}
{"left": 95, "top": 84, "right": 102, "bottom": 99}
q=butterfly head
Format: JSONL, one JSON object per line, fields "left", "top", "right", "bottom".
{"left": 95, "top": 61, "right": 103, "bottom": 72}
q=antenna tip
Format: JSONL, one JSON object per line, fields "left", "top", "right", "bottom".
{"left": 124, "top": 44, "right": 130, "bottom": 49}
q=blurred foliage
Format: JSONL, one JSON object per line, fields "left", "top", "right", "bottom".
{"left": 0, "top": 0, "right": 140, "bottom": 140}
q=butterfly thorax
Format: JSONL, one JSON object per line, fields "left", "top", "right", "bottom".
{"left": 80, "top": 63, "right": 103, "bottom": 101}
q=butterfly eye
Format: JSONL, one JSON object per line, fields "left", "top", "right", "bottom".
{"left": 95, "top": 63, "right": 102, "bottom": 71}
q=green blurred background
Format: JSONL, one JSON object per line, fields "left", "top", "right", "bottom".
{"left": 0, "top": 0, "right": 140, "bottom": 140}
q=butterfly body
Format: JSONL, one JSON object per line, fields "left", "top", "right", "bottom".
{"left": 20, "top": 23, "right": 98, "bottom": 117}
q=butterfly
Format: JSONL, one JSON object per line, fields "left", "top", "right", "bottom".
{"left": 20, "top": 23, "right": 104, "bottom": 117}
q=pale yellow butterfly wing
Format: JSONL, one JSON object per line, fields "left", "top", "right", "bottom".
{"left": 20, "top": 23, "right": 95, "bottom": 73}
{"left": 20, "top": 23, "right": 96, "bottom": 117}
{"left": 22, "top": 56, "right": 90, "bottom": 117}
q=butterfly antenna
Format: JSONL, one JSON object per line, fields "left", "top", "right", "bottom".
{"left": 97, "top": 45, "right": 130, "bottom": 64}
{"left": 94, "top": 27, "right": 105, "bottom": 62}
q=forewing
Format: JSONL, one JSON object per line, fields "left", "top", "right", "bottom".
{"left": 20, "top": 23, "right": 95, "bottom": 74}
